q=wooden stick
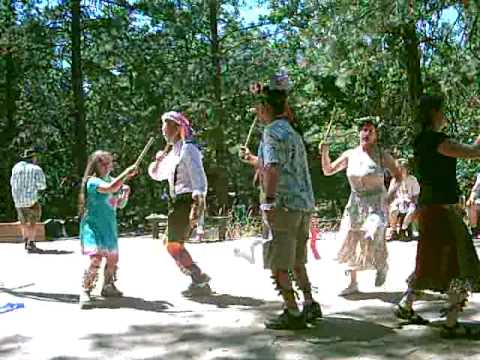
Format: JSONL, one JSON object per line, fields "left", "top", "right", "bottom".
{"left": 134, "top": 137, "right": 155, "bottom": 168}
{"left": 322, "top": 116, "right": 335, "bottom": 143}
{"left": 244, "top": 117, "right": 257, "bottom": 148}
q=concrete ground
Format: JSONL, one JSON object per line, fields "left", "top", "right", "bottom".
{"left": 1, "top": 233, "right": 480, "bottom": 360}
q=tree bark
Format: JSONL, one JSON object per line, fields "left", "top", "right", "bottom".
{"left": 402, "top": 21, "right": 423, "bottom": 122}
{"left": 209, "top": 0, "right": 228, "bottom": 213}
{"left": 71, "top": 0, "right": 87, "bottom": 181}
{"left": 1, "top": 0, "right": 18, "bottom": 219}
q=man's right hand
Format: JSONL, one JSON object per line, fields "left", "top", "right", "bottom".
{"left": 239, "top": 146, "right": 251, "bottom": 161}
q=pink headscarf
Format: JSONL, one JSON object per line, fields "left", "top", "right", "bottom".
{"left": 161, "top": 111, "right": 193, "bottom": 140}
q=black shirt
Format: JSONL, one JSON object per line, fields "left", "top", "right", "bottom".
{"left": 414, "top": 130, "right": 458, "bottom": 205}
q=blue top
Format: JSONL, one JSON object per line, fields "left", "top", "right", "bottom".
{"left": 260, "top": 117, "right": 315, "bottom": 211}
{"left": 80, "top": 177, "right": 119, "bottom": 255}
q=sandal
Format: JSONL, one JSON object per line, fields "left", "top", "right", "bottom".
{"left": 394, "top": 304, "right": 429, "bottom": 325}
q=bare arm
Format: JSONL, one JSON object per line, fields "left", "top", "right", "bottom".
{"left": 438, "top": 139, "right": 480, "bottom": 159}
{"left": 319, "top": 144, "right": 348, "bottom": 176}
{"left": 383, "top": 152, "right": 402, "bottom": 203}
{"left": 97, "top": 165, "right": 137, "bottom": 194}
{"left": 263, "top": 164, "right": 280, "bottom": 199}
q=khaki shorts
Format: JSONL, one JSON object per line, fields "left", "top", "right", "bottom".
{"left": 263, "top": 208, "right": 310, "bottom": 270}
{"left": 16, "top": 202, "right": 42, "bottom": 225}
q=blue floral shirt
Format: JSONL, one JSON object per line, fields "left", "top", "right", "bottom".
{"left": 260, "top": 118, "right": 315, "bottom": 211}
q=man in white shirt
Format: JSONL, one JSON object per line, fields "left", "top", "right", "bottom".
{"left": 388, "top": 159, "right": 420, "bottom": 240}
{"left": 151, "top": 111, "right": 210, "bottom": 296}
{"left": 10, "top": 148, "right": 47, "bottom": 253}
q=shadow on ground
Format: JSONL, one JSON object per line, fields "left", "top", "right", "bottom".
{"left": 85, "top": 296, "right": 176, "bottom": 313}
{"left": 184, "top": 292, "right": 266, "bottom": 308}
{"left": 28, "top": 248, "right": 74, "bottom": 255}
{"left": 0, "top": 335, "right": 31, "bottom": 357}
{"left": 342, "top": 291, "right": 445, "bottom": 304}
{"left": 0, "top": 288, "right": 78, "bottom": 303}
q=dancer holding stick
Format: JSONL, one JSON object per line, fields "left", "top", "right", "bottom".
{"left": 78, "top": 151, "right": 138, "bottom": 308}
{"left": 150, "top": 111, "right": 210, "bottom": 296}
{"left": 245, "top": 72, "right": 322, "bottom": 330}
{"left": 319, "top": 116, "right": 402, "bottom": 295}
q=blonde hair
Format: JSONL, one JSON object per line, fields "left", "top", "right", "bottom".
{"left": 78, "top": 150, "right": 113, "bottom": 217}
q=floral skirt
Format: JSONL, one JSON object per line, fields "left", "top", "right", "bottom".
{"left": 337, "top": 190, "right": 388, "bottom": 271}
{"left": 409, "top": 205, "right": 480, "bottom": 292}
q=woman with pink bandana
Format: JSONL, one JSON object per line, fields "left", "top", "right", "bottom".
{"left": 150, "top": 111, "right": 210, "bottom": 295}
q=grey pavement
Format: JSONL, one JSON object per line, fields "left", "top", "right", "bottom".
{"left": 1, "top": 234, "right": 480, "bottom": 360}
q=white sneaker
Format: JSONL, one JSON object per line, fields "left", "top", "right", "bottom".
{"left": 339, "top": 283, "right": 359, "bottom": 296}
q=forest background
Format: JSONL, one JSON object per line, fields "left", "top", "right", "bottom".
{"left": 1, "top": 0, "right": 479, "bottom": 232}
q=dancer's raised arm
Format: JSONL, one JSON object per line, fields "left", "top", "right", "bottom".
{"left": 319, "top": 143, "right": 348, "bottom": 176}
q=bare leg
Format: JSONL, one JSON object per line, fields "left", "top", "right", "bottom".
{"left": 272, "top": 270, "right": 298, "bottom": 311}
{"left": 349, "top": 269, "right": 357, "bottom": 286}
{"left": 27, "top": 224, "right": 36, "bottom": 244}
{"left": 166, "top": 242, "right": 208, "bottom": 284}
{"left": 390, "top": 212, "right": 398, "bottom": 233}
{"left": 402, "top": 208, "right": 416, "bottom": 231}
{"left": 19, "top": 224, "right": 28, "bottom": 248}
{"left": 293, "top": 264, "right": 314, "bottom": 304}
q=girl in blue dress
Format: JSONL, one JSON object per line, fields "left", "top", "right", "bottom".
{"left": 78, "top": 150, "right": 137, "bottom": 308}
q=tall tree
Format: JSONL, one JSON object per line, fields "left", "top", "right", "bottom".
{"left": 71, "top": 0, "right": 87, "bottom": 180}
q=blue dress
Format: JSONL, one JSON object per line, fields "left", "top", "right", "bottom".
{"left": 80, "top": 177, "right": 119, "bottom": 256}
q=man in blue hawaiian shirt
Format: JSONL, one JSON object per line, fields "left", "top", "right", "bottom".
{"left": 253, "top": 72, "right": 322, "bottom": 330}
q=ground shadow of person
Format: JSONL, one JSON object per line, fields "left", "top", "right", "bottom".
{"left": 426, "top": 319, "right": 480, "bottom": 340}
{"left": 182, "top": 291, "right": 267, "bottom": 308}
{"left": 27, "top": 248, "right": 74, "bottom": 255}
{"left": 342, "top": 291, "right": 445, "bottom": 304}
{"left": 0, "top": 289, "right": 78, "bottom": 303}
{"left": 85, "top": 296, "right": 175, "bottom": 313}
{"left": 270, "top": 316, "right": 396, "bottom": 344}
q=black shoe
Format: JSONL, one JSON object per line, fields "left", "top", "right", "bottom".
{"left": 303, "top": 301, "right": 323, "bottom": 323}
{"left": 182, "top": 283, "right": 212, "bottom": 297}
{"left": 394, "top": 305, "right": 429, "bottom": 325}
{"left": 26, "top": 242, "right": 39, "bottom": 253}
{"left": 265, "top": 309, "right": 307, "bottom": 330}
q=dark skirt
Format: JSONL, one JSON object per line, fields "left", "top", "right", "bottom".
{"left": 167, "top": 193, "right": 193, "bottom": 242}
{"left": 410, "top": 205, "right": 480, "bottom": 292}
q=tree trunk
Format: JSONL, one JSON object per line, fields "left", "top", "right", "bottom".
{"left": 1, "top": 0, "right": 18, "bottom": 220}
{"left": 71, "top": 0, "right": 87, "bottom": 181}
{"left": 403, "top": 10, "right": 423, "bottom": 121}
{"left": 208, "top": 0, "right": 228, "bottom": 213}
